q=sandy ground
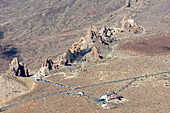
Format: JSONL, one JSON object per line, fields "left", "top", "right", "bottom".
{"left": 0, "top": 75, "right": 35, "bottom": 105}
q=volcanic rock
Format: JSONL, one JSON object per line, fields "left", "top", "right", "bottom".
{"left": 91, "top": 46, "right": 100, "bottom": 59}
{"left": 9, "top": 58, "right": 29, "bottom": 77}
{"left": 123, "top": 19, "right": 144, "bottom": 34}
{"left": 44, "top": 58, "right": 54, "bottom": 71}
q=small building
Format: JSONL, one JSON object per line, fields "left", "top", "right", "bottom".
{"left": 99, "top": 92, "right": 128, "bottom": 109}
{"left": 100, "top": 92, "right": 123, "bottom": 102}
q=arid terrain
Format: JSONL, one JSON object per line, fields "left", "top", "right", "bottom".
{"left": 118, "top": 34, "right": 170, "bottom": 56}
{"left": 0, "top": 0, "right": 170, "bottom": 113}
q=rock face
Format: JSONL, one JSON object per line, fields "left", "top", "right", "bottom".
{"left": 34, "top": 64, "right": 48, "bottom": 78}
{"left": 38, "top": 19, "right": 143, "bottom": 69}
{"left": 33, "top": 58, "right": 55, "bottom": 78}
{"left": 44, "top": 58, "right": 54, "bottom": 71}
{"left": 91, "top": 46, "right": 100, "bottom": 59}
{"left": 127, "top": 0, "right": 131, "bottom": 7}
{"left": 9, "top": 58, "right": 29, "bottom": 77}
{"left": 57, "top": 25, "right": 110, "bottom": 65}
{"left": 52, "top": 18, "right": 143, "bottom": 67}
{"left": 127, "top": 0, "right": 140, "bottom": 7}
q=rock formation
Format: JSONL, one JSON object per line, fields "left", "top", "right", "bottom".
{"left": 44, "top": 58, "right": 54, "bottom": 71}
{"left": 32, "top": 19, "right": 144, "bottom": 78}
{"left": 9, "top": 58, "right": 29, "bottom": 77}
{"left": 127, "top": 0, "right": 131, "bottom": 7}
{"left": 106, "top": 17, "right": 145, "bottom": 35}
{"left": 33, "top": 58, "right": 55, "bottom": 78}
{"left": 50, "top": 26, "right": 104, "bottom": 67}
{"left": 91, "top": 46, "right": 100, "bottom": 59}
{"left": 123, "top": 19, "right": 144, "bottom": 34}
{"left": 34, "top": 64, "right": 48, "bottom": 78}
{"left": 127, "top": 0, "right": 140, "bottom": 8}
{"left": 52, "top": 19, "right": 143, "bottom": 68}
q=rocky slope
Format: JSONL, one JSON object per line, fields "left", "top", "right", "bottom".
{"left": 0, "top": 0, "right": 127, "bottom": 72}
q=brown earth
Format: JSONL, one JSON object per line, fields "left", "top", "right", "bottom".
{"left": 1, "top": 53, "right": 170, "bottom": 113}
{"left": 118, "top": 34, "right": 170, "bottom": 56}
{"left": 0, "top": 0, "right": 170, "bottom": 113}
{"left": 0, "top": 75, "right": 35, "bottom": 105}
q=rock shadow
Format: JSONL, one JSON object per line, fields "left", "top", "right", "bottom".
{"left": 1, "top": 47, "right": 19, "bottom": 60}
{"left": 0, "top": 31, "right": 4, "bottom": 39}
{"left": 162, "top": 46, "right": 170, "bottom": 51}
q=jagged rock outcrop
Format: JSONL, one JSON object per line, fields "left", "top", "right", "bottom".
{"left": 52, "top": 19, "right": 143, "bottom": 67}
{"left": 91, "top": 46, "right": 100, "bottom": 59}
{"left": 99, "top": 18, "right": 144, "bottom": 36}
{"left": 9, "top": 58, "right": 29, "bottom": 77}
{"left": 123, "top": 19, "right": 144, "bottom": 34}
{"left": 99, "top": 26, "right": 122, "bottom": 43}
{"left": 127, "top": 0, "right": 140, "bottom": 7}
{"left": 33, "top": 58, "right": 55, "bottom": 78}
{"left": 34, "top": 64, "right": 48, "bottom": 78}
{"left": 32, "top": 19, "right": 144, "bottom": 78}
{"left": 61, "top": 25, "right": 109, "bottom": 63}
{"left": 50, "top": 26, "right": 101, "bottom": 66}
{"left": 44, "top": 58, "right": 54, "bottom": 71}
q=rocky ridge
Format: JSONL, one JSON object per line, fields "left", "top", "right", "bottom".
{"left": 4, "top": 18, "right": 144, "bottom": 79}
{"left": 5, "top": 18, "right": 144, "bottom": 78}
{"left": 30, "top": 18, "right": 144, "bottom": 78}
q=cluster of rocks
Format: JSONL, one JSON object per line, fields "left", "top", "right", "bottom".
{"left": 100, "top": 18, "right": 144, "bottom": 37}
{"left": 122, "top": 18, "right": 144, "bottom": 34}
{"left": 9, "top": 19, "right": 144, "bottom": 78}
{"left": 54, "top": 25, "right": 111, "bottom": 65}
